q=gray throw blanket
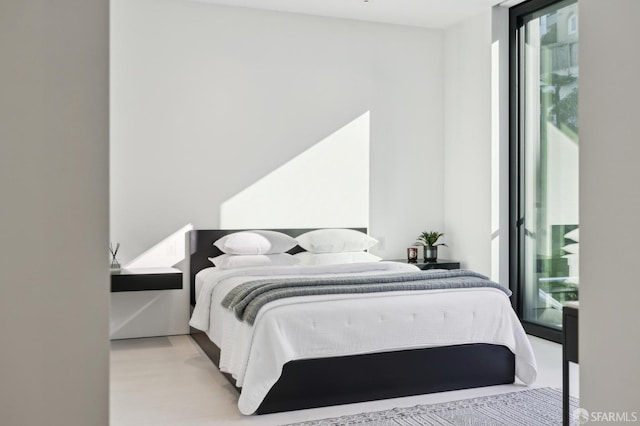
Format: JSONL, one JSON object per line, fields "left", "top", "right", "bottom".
{"left": 221, "top": 270, "right": 511, "bottom": 325}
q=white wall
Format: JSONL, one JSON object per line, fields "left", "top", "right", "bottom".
{"left": 0, "top": 1, "right": 109, "bottom": 425}
{"left": 110, "top": 289, "right": 186, "bottom": 339}
{"left": 579, "top": 0, "right": 640, "bottom": 415}
{"left": 110, "top": 0, "right": 444, "bottom": 266}
{"left": 443, "top": 11, "right": 493, "bottom": 275}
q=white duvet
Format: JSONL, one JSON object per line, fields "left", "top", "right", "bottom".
{"left": 189, "top": 262, "right": 537, "bottom": 415}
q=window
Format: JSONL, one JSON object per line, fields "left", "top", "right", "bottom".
{"left": 568, "top": 14, "right": 577, "bottom": 35}
{"left": 510, "top": 0, "right": 578, "bottom": 342}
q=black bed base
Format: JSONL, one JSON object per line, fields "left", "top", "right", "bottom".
{"left": 190, "top": 327, "right": 515, "bottom": 414}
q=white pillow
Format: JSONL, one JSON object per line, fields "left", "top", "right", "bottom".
{"left": 214, "top": 230, "right": 297, "bottom": 255}
{"left": 208, "top": 253, "right": 299, "bottom": 269}
{"left": 295, "top": 251, "right": 381, "bottom": 266}
{"left": 295, "top": 229, "right": 377, "bottom": 253}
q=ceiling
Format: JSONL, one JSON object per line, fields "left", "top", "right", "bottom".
{"left": 196, "top": 0, "right": 510, "bottom": 29}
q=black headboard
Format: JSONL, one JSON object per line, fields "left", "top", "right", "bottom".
{"left": 188, "top": 228, "right": 367, "bottom": 306}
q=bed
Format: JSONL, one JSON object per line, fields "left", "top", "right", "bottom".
{"left": 188, "top": 228, "right": 537, "bottom": 415}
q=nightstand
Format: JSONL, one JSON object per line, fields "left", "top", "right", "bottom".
{"left": 110, "top": 267, "right": 186, "bottom": 339}
{"left": 391, "top": 259, "right": 461, "bottom": 270}
{"left": 111, "top": 267, "right": 182, "bottom": 292}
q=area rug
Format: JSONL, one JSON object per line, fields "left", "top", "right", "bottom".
{"left": 285, "top": 387, "right": 579, "bottom": 426}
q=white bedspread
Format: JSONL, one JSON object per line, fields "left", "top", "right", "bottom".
{"left": 189, "top": 262, "right": 537, "bottom": 415}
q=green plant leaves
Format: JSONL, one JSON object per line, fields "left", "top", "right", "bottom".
{"left": 416, "top": 231, "right": 447, "bottom": 247}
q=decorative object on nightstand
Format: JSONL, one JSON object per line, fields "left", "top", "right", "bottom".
{"left": 407, "top": 247, "right": 418, "bottom": 263}
{"left": 416, "top": 231, "right": 447, "bottom": 261}
{"left": 109, "top": 242, "right": 121, "bottom": 271}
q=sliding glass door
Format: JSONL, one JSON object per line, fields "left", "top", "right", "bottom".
{"left": 511, "top": 0, "right": 578, "bottom": 340}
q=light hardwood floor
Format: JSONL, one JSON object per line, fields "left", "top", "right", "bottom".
{"left": 110, "top": 334, "right": 579, "bottom": 425}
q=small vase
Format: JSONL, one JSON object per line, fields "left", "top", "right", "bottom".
{"left": 109, "top": 242, "right": 121, "bottom": 270}
{"left": 424, "top": 246, "right": 438, "bottom": 262}
{"left": 110, "top": 258, "right": 121, "bottom": 270}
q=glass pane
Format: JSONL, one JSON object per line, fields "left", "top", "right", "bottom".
{"left": 520, "top": 0, "right": 578, "bottom": 329}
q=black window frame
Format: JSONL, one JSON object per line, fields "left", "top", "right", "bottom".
{"left": 509, "top": 0, "right": 577, "bottom": 344}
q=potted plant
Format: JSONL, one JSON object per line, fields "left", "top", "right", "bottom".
{"left": 416, "top": 231, "right": 447, "bottom": 261}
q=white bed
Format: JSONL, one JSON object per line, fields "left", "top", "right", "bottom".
{"left": 190, "top": 261, "right": 537, "bottom": 415}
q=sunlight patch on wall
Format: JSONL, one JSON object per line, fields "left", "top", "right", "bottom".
{"left": 124, "top": 223, "right": 194, "bottom": 269}
{"left": 491, "top": 38, "right": 503, "bottom": 283}
{"left": 490, "top": 13, "right": 510, "bottom": 285}
{"left": 221, "top": 112, "right": 370, "bottom": 229}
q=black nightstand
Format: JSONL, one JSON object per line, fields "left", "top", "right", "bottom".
{"left": 110, "top": 267, "right": 183, "bottom": 292}
{"left": 391, "top": 259, "right": 460, "bottom": 270}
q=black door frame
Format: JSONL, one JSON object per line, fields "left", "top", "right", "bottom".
{"left": 509, "top": 0, "right": 577, "bottom": 344}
